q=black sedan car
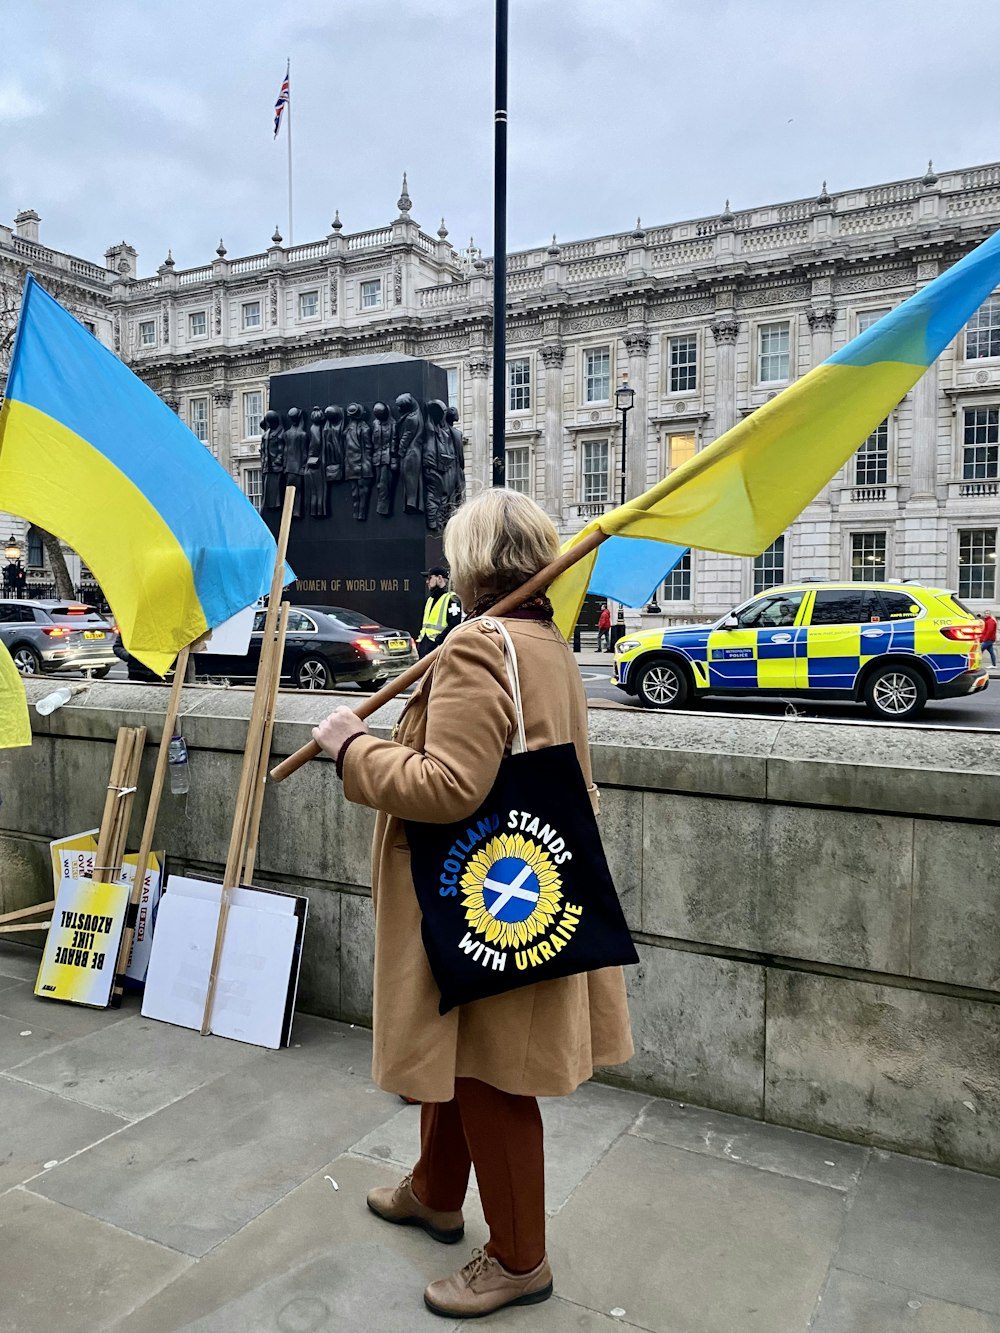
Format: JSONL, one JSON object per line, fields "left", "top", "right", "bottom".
{"left": 193, "top": 605, "right": 418, "bottom": 690}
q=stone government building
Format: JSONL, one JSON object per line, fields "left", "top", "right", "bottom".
{"left": 2, "top": 163, "right": 1000, "bottom": 618}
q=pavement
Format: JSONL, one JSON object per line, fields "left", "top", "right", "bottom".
{"left": 2, "top": 942, "right": 1000, "bottom": 1332}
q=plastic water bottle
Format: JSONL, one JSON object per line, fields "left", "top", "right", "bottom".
{"left": 168, "top": 734, "right": 190, "bottom": 795}
{"left": 35, "top": 686, "right": 75, "bottom": 716}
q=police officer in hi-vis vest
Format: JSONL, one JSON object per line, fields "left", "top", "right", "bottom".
{"left": 417, "top": 565, "right": 463, "bottom": 658}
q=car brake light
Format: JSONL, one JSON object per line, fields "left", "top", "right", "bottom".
{"left": 42, "top": 626, "right": 69, "bottom": 637}
{"left": 354, "top": 636, "right": 380, "bottom": 654}
{"left": 940, "top": 625, "right": 981, "bottom": 641}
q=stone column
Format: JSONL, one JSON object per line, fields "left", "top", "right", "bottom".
{"left": 468, "top": 356, "right": 491, "bottom": 491}
{"left": 213, "top": 389, "right": 234, "bottom": 476}
{"left": 710, "top": 319, "right": 739, "bottom": 437}
{"left": 540, "top": 343, "right": 565, "bottom": 522}
{"left": 623, "top": 331, "right": 651, "bottom": 499}
{"left": 807, "top": 308, "right": 836, "bottom": 367}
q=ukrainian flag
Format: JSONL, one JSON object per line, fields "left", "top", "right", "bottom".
{"left": 550, "top": 226, "right": 1000, "bottom": 636}
{"left": 0, "top": 276, "right": 287, "bottom": 675}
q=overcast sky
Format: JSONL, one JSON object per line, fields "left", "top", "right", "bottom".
{"left": 2, "top": 0, "right": 999, "bottom": 276}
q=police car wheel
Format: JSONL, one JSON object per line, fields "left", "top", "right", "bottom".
{"left": 863, "top": 665, "right": 927, "bottom": 721}
{"left": 635, "top": 658, "right": 689, "bottom": 709}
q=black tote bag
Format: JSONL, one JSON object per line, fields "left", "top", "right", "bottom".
{"left": 405, "top": 618, "right": 639, "bottom": 1015}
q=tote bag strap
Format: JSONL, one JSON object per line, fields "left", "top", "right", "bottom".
{"left": 478, "top": 616, "right": 527, "bottom": 756}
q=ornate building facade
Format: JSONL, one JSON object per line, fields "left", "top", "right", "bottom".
{"left": 3, "top": 164, "right": 1000, "bottom": 616}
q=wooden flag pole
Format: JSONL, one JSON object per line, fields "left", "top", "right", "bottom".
{"left": 241, "top": 600, "right": 290, "bottom": 886}
{"left": 200, "top": 488, "right": 295, "bottom": 1036}
{"left": 110, "top": 643, "right": 191, "bottom": 1004}
{"left": 0, "top": 899, "right": 55, "bottom": 933}
{"left": 269, "top": 526, "right": 608, "bottom": 783}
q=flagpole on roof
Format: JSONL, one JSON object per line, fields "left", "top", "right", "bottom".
{"left": 491, "top": 0, "right": 508, "bottom": 486}
{"left": 286, "top": 58, "right": 293, "bottom": 246}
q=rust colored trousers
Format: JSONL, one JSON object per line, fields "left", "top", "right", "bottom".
{"left": 411, "top": 1077, "right": 545, "bottom": 1273}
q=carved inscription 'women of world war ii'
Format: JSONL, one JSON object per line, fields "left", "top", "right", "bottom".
{"left": 263, "top": 395, "right": 465, "bottom": 531}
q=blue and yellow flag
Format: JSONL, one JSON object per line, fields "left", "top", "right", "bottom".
{"left": 550, "top": 227, "right": 1000, "bottom": 635}
{"left": 0, "top": 644, "right": 30, "bottom": 749}
{"left": 0, "top": 276, "right": 287, "bottom": 675}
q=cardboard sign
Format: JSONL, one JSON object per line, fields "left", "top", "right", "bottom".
{"left": 34, "top": 876, "right": 131, "bottom": 1007}
{"left": 141, "top": 876, "right": 307, "bottom": 1049}
{"left": 47, "top": 830, "right": 164, "bottom": 986}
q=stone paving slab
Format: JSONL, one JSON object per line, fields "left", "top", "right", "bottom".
{"left": 631, "top": 1096, "right": 868, "bottom": 1192}
{"left": 0, "top": 1190, "right": 191, "bottom": 1333}
{"left": 812, "top": 1269, "right": 1000, "bottom": 1333}
{"left": 0, "top": 1077, "right": 126, "bottom": 1192}
{"left": 30, "top": 1059, "right": 400, "bottom": 1257}
{"left": 834, "top": 1151, "right": 1000, "bottom": 1314}
{"left": 548, "top": 1132, "right": 846, "bottom": 1333}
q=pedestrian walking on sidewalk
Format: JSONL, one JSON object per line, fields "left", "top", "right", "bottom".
{"left": 312, "top": 490, "right": 634, "bottom": 1320}
{"left": 981, "top": 610, "right": 997, "bottom": 667}
{"left": 597, "top": 602, "right": 612, "bottom": 652}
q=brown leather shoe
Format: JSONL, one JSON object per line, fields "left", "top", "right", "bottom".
{"left": 424, "top": 1248, "right": 553, "bottom": 1318}
{"left": 366, "top": 1173, "right": 464, "bottom": 1244}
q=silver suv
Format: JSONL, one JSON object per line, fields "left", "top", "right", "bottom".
{"left": 0, "top": 600, "right": 117, "bottom": 677}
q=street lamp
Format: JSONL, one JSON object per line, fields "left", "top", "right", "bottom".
{"left": 3, "top": 534, "right": 24, "bottom": 599}
{"left": 615, "top": 376, "right": 635, "bottom": 507}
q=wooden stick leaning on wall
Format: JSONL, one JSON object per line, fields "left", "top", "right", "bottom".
{"left": 109, "top": 644, "right": 192, "bottom": 1006}
{"left": 241, "top": 600, "right": 290, "bottom": 886}
{"left": 0, "top": 899, "right": 55, "bottom": 932}
{"left": 200, "top": 487, "right": 295, "bottom": 1036}
{"left": 269, "top": 526, "right": 608, "bottom": 784}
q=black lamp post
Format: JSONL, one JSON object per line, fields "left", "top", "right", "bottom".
{"left": 615, "top": 376, "right": 635, "bottom": 507}
{"left": 3, "top": 534, "right": 24, "bottom": 598}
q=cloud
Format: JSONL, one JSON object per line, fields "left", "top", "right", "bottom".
{"left": 0, "top": 82, "right": 44, "bottom": 121}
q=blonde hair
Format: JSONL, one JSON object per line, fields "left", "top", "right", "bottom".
{"left": 443, "top": 490, "right": 560, "bottom": 606}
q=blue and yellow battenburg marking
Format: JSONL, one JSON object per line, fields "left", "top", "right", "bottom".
{"left": 615, "top": 586, "right": 981, "bottom": 695}
{"left": 441, "top": 816, "right": 584, "bottom": 973}
{"left": 0, "top": 276, "right": 288, "bottom": 674}
{"left": 548, "top": 226, "right": 1000, "bottom": 637}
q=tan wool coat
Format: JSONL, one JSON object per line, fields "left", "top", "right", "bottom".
{"left": 342, "top": 615, "right": 634, "bottom": 1103}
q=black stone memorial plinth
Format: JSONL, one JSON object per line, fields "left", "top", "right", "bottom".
{"left": 264, "top": 353, "right": 454, "bottom": 636}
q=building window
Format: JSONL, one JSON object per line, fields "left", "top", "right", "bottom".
{"left": 851, "top": 531, "right": 887, "bottom": 581}
{"left": 139, "top": 319, "right": 156, "bottom": 347}
{"left": 662, "top": 551, "right": 691, "bottom": 601}
{"left": 959, "top": 528, "right": 997, "bottom": 599}
{"left": 299, "top": 290, "right": 319, "bottom": 319}
{"left": 188, "top": 397, "right": 209, "bottom": 444}
{"left": 758, "top": 322, "right": 789, "bottom": 383}
{"left": 966, "top": 295, "right": 1000, "bottom": 360}
{"left": 581, "top": 439, "right": 609, "bottom": 503}
{"left": 962, "top": 407, "right": 999, "bottom": 480}
{"left": 856, "top": 420, "right": 889, "bottom": 486}
{"left": 857, "top": 308, "right": 890, "bottom": 335}
{"left": 360, "top": 278, "right": 382, "bottom": 309}
{"left": 244, "top": 467, "right": 262, "bottom": 511}
{"left": 753, "top": 537, "right": 785, "bottom": 593}
{"left": 83, "top": 320, "right": 96, "bottom": 335}
{"left": 446, "top": 367, "right": 459, "bottom": 407}
{"left": 668, "top": 335, "right": 697, "bottom": 393}
{"left": 507, "top": 358, "right": 531, "bottom": 413}
{"left": 243, "top": 390, "right": 263, "bottom": 440}
{"left": 242, "top": 301, "right": 261, "bottom": 330}
{"left": 506, "top": 446, "right": 530, "bottom": 495}
{"left": 667, "top": 432, "right": 696, "bottom": 473}
{"left": 27, "top": 529, "right": 43, "bottom": 569}
{"left": 584, "top": 347, "right": 610, "bottom": 403}
{"left": 189, "top": 311, "right": 207, "bottom": 338}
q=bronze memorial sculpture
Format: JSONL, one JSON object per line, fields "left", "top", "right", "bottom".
{"left": 262, "top": 393, "right": 465, "bottom": 533}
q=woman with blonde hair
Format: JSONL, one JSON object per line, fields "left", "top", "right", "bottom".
{"left": 312, "top": 488, "right": 633, "bottom": 1320}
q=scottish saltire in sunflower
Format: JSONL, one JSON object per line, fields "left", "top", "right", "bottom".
{"left": 0, "top": 643, "right": 30, "bottom": 748}
{"left": 549, "top": 226, "right": 1000, "bottom": 637}
{"left": 0, "top": 276, "right": 289, "bottom": 674}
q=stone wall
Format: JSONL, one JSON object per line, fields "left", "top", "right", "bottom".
{"left": 4, "top": 679, "right": 1000, "bottom": 1175}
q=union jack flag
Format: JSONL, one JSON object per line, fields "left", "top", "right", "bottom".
{"left": 273, "top": 63, "right": 290, "bottom": 138}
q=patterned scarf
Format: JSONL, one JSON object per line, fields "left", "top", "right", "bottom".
{"left": 467, "top": 591, "right": 555, "bottom": 622}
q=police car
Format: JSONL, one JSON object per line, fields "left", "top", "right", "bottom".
{"left": 612, "top": 582, "right": 989, "bottom": 721}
